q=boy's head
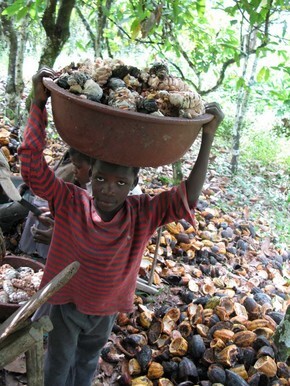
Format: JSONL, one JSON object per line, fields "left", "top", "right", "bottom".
{"left": 90, "top": 159, "right": 139, "bottom": 220}
{"left": 69, "top": 148, "right": 91, "bottom": 188}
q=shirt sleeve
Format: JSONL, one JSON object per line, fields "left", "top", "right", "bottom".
{"left": 18, "top": 104, "right": 72, "bottom": 213}
{"left": 135, "top": 181, "right": 196, "bottom": 235}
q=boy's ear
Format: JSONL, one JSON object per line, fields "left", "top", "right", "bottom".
{"left": 132, "top": 176, "right": 139, "bottom": 189}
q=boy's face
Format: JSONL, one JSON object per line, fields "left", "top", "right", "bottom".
{"left": 91, "top": 160, "right": 137, "bottom": 220}
{"left": 71, "top": 155, "right": 91, "bottom": 188}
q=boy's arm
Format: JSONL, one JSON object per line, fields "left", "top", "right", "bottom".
{"left": 185, "top": 102, "right": 224, "bottom": 207}
{"left": 18, "top": 67, "right": 67, "bottom": 208}
{"left": 32, "top": 66, "right": 56, "bottom": 110}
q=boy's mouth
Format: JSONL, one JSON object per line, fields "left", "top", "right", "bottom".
{"left": 97, "top": 199, "right": 116, "bottom": 209}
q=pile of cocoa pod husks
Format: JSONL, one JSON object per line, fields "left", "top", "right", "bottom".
{"left": 93, "top": 182, "right": 290, "bottom": 386}
{"left": 0, "top": 113, "right": 21, "bottom": 173}
{"left": 0, "top": 263, "right": 43, "bottom": 304}
{"left": 56, "top": 58, "right": 205, "bottom": 119}
{"left": 0, "top": 111, "right": 67, "bottom": 174}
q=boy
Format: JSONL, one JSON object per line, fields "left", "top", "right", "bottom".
{"left": 19, "top": 147, "right": 91, "bottom": 256}
{"left": 18, "top": 67, "right": 224, "bottom": 386}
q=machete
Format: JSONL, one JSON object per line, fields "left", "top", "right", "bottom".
{"left": 0, "top": 149, "right": 42, "bottom": 216}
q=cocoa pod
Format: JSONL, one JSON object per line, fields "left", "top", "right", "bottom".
{"left": 247, "top": 372, "right": 270, "bottom": 386}
{"left": 136, "top": 345, "right": 152, "bottom": 372}
{"left": 225, "top": 369, "right": 249, "bottom": 386}
{"left": 131, "top": 376, "right": 153, "bottom": 385}
{"left": 176, "top": 233, "right": 190, "bottom": 244}
{"left": 188, "top": 334, "right": 206, "bottom": 360}
{"left": 232, "top": 330, "right": 257, "bottom": 347}
{"left": 207, "top": 363, "right": 226, "bottom": 384}
{"left": 215, "top": 344, "right": 239, "bottom": 367}
{"left": 147, "top": 361, "right": 164, "bottom": 380}
{"left": 254, "top": 355, "right": 277, "bottom": 377}
{"left": 178, "top": 357, "right": 198, "bottom": 382}
{"left": 169, "top": 336, "right": 188, "bottom": 356}
{"left": 257, "top": 345, "right": 275, "bottom": 359}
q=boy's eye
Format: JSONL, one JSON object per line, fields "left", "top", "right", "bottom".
{"left": 96, "top": 177, "right": 104, "bottom": 182}
{"left": 118, "top": 181, "right": 126, "bottom": 186}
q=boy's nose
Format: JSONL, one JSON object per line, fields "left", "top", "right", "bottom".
{"left": 101, "top": 183, "right": 115, "bottom": 195}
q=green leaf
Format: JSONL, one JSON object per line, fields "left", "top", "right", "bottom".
{"left": 75, "top": 41, "right": 86, "bottom": 51}
{"left": 2, "top": 0, "right": 25, "bottom": 16}
{"left": 224, "top": 5, "right": 238, "bottom": 16}
{"left": 16, "top": 6, "right": 28, "bottom": 20}
{"left": 196, "top": 0, "right": 206, "bottom": 17}
{"left": 257, "top": 66, "right": 270, "bottom": 82}
{"left": 249, "top": 11, "right": 262, "bottom": 25}
{"left": 236, "top": 77, "right": 246, "bottom": 89}
{"left": 130, "top": 19, "right": 141, "bottom": 40}
{"left": 33, "top": 0, "right": 46, "bottom": 18}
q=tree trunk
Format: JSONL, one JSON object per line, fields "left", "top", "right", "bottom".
{"left": 15, "top": 19, "right": 29, "bottom": 95}
{"left": 39, "top": 0, "right": 76, "bottom": 68}
{"left": 24, "top": 0, "right": 76, "bottom": 113}
{"left": 76, "top": 0, "right": 114, "bottom": 58}
{"left": 0, "top": 227, "right": 5, "bottom": 264}
{"left": 0, "top": 1, "right": 18, "bottom": 119}
{"left": 1, "top": 1, "right": 31, "bottom": 123}
{"left": 231, "top": 28, "right": 258, "bottom": 174}
{"left": 172, "top": 160, "right": 183, "bottom": 184}
{"left": 273, "top": 305, "right": 290, "bottom": 361}
{"left": 95, "top": 0, "right": 114, "bottom": 58}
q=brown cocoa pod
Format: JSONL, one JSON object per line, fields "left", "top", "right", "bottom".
{"left": 254, "top": 356, "right": 277, "bottom": 377}
{"left": 233, "top": 330, "right": 257, "bottom": 347}
{"left": 215, "top": 344, "right": 239, "bottom": 367}
{"left": 147, "top": 361, "right": 164, "bottom": 380}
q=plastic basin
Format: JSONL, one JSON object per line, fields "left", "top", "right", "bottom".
{"left": 0, "top": 256, "right": 44, "bottom": 322}
{"left": 44, "top": 78, "right": 213, "bottom": 167}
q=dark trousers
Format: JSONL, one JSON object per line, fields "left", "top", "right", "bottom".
{"left": 44, "top": 303, "right": 116, "bottom": 386}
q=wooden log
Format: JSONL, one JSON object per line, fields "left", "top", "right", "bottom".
{"left": 273, "top": 304, "right": 290, "bottom": 361}
{"left": 148, "top": 227, "right": 162, "bottom": 286}
{"left": 0, "top": 316, "right": 52, "bottom": 369}
{"left": 136, "top": 278, "right": 159, "bottom": 295}
{"left": 0, "top": 227, "right": 5, "bottom": 265}
{"left": 0, "top": 261, "right": 80, "bottom": 344}
{"left": 25, "top": 339, "right": 45, "bottom": 386}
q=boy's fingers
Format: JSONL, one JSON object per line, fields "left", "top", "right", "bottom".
{"left": 38, "top": 67, "right": 56, "bottom": 77}
{"left": 38, "top": 216, "right": 55, "bottom": 227}
{"left": 205, "top": 103, "right": 224, "bottom": 121}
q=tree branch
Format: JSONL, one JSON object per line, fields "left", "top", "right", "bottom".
{"left": 107, "top": 16, "right": 163, "bottom": 46}
{"left": 75, "top": 5, "right": 96, "bottom": 48}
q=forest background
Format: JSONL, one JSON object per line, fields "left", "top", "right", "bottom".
{"left": 0, "top": 0, "right": 289, "bottom": 248}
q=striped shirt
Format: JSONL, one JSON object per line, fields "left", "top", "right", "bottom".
{"left": 18, "top": 104, "right": 195, "bottom": 315}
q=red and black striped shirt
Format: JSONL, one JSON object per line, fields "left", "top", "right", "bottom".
{"left": 18, "top": 104, "right": 195, "bottom": 315}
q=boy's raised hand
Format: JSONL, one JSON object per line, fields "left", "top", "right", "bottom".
{"left": 32, "top": 67, "right": 56, "bottom": 110}
{"left": 186, "top": 101, "right": 224, "bottom": 207}
{"left": 203, "top": 102, "right": 224, "bottom": 135}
